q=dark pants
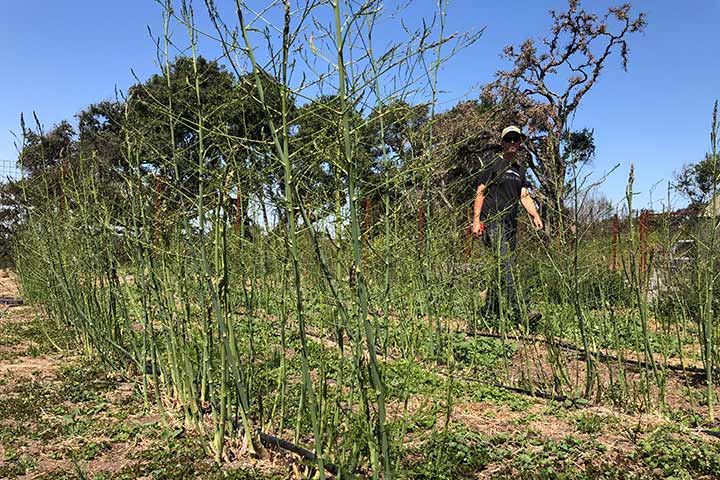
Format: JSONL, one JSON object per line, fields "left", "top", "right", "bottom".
{"left": 483, "top": 220, "right": 525, "bottom": 323}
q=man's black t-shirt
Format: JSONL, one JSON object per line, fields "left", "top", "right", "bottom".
{"left": 477, "top": 154, "right": 531, "bottom": 223}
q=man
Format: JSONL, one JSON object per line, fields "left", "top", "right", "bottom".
{"left": 471, "top": 125, "right": 543, "bottom": 328}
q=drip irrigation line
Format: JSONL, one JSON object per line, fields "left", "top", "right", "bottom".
{"left": 305, "top": 325, "right": 580, "bottom": 404}
{"left": 699, "top": 429, "right": 720, "bottom": 440}
{"left": 463, "top": 329, "right": 706, "bottom": 375}
{"left": 305, "top": 327, "right": 386, "bottom": 358}
{"left": 259, "top": 432, "right": 339, "bottom": 476}
{"left": 433, "top": 364, "right": 579, "bottom": 404}
{"left": 0, "top": 296, "right": 24, "bottom": 306}
{"left": 462, "top": 374, "right": 574, "bottom": 403}
{"left": 488, "top": 382, "right": 572, "bottom": 403}
{"left": 368, "top": 306, "right": 707, "bottom": 376}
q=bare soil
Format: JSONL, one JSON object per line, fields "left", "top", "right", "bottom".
{"left": 0, "top": 274, "right": 294, "bottom": 480}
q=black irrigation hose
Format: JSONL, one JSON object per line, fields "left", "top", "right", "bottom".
{"left": 432, "top": 364, "right": 578, "bottom": 404}
{"left": 305, "top": 327, "right": 579, "bottom": 404}
{"left": 464, "top": 329, "right": 707, "bottom": 375}
{"left": 259, "top": 432, "right": 339, "bottom": 476}
{"left": 491, "top": 382, "right": 571, "bottom": 403}
{"left": 468, "top": 376, "right": 573, "bottom": 403}
{"left": 700, "top": 429, "right": 720, "bottom": 440}
{"left": 0, "top": 296, "right": 24, "bottom": 306}
{"left": 305, "top": 333, "right": 577, "bottom": 403}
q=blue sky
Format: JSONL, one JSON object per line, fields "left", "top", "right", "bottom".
{"left": 1, "top": 0, "right": 718, "bottom": 209}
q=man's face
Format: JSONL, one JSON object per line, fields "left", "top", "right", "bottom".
{"left": 502, "top": 134, "right": 522, "bottom": 155}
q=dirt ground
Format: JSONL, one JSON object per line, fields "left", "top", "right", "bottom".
{"left": 0, "top": 272, "right": 297, "bottom": 479}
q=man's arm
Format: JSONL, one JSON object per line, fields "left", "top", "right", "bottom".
{"left": 520, "top": 187, "right": 544, "bottom": 230}
{"left": 472, "top": 184, "right": 486, "bottom": 236}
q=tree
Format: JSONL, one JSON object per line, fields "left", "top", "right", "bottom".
{"left": 20, "top": 120, "right": 76, "bottom": 179}
{"left": 562, "top": 128, "right": 595, "bottom": 166}
{"left": 230, "top": 70, "right": 292, "bottom": 232}
{"left": 8, "top": 120, "right": 82, "bottom": 267}
{"left": 676, "top": 153, "right": 720, "bottom": 208}
{"left": 126, "top": 57, "right": 287, "bottom": 228}
{"left": 367, "top": 100, "right": 428, "bottom": 168}
{"left": 572, "top": 188, "right": 614, "bottom": 227}
{"left": 364, "top": 100, "right": 429, "bottom": 219}
{"left": 76, "top": 101, "right": 133, "bottom": 216}
{"left": 484, "top": 0, "right": 646, "bottom": 227}
{"left": 126, "top": 56, "right": 238, "bottom": 198}
{"left": 16, "top": 119, "right": 78, "bottom": 212}
{"left": 286, "top": 95, "right": 377, "bottom": 225}
{"left": 0, "top": 179, "right": 24, "bottom": 266}
{"left": 77, "top": 101, "right": 126, "bottom": 171}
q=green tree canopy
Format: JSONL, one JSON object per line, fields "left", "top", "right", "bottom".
{"left": 676, "top": 153, "right": 720, "bottom": 207}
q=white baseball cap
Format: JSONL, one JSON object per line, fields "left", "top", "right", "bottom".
{"left": 501, "top": 125, "right": 524, "bottom": 140}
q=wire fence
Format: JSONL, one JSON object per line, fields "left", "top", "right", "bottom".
{"left": 0, "top": 159, "right": 21, "bottom": 184}
{"left": 0, "top": 159, "right": 21, "bottom": 265}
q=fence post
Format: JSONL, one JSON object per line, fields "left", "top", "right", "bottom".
{"left": 465, "top": 207, "right": 472, "bottom": 260}
{"left": 610, "top": 213, "right": 619, "bottom": 271}
{"left": 639, "top": 210, "right": 649, "bottom": 274}
{"left": 154, "top": 177, "right": 163, "bottom": 243}
{"left": 235, "top": 185, "right": 242, "bottom": 234}
{"left": 417, "top": 190, "right": 425, "bottom": 255}
{"left": 364, "top": 197, "right": 371, "bottom": 232}
{"left": 59, "top": 162, "right": 66, "bottom": 214}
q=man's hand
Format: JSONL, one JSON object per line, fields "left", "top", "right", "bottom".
{"left": 472, "top": 219, "right": 485, "bottom": 237}
{"left": 532, "top": 216, "right": 544, "bottom": 230}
